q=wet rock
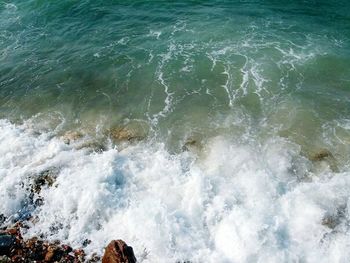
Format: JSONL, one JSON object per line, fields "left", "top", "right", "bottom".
{"left": 182, "top": 138, "right": 198, "bottom": 152}
{"left": 44, "top": 245, "right": 57, "bottom": 261}
{"left": 4, "top": 228, "right": 19, "bottom": 236}
{"left": 309, "top": 149, "right": 338, "bottom": 172}
{"left": 22, "top": 169, "right": 59, "bottom": 213}
{"left": 181, "top": 134, "right": 204, "bottom": 154}
{"left": 102, "top": 240, "right": 137, "bottom": 263}
{"left": 62, "top": 131, "right": 83, "bottom": 144}
{"left": 62, "top": 244, "right": 73, "bottom": 253}
{"left": 0, "top": 221, "right": 104, "bottom": 262}
{"left": 322, "top": 205, "right": 346, "bottom": 229}
{"left": 110, "top": 127, "right": 145, "bottom": 142}
{"left": 109, "top": 120, "right": 149, "bottom": 144}
{"left": 322, "top": 215, "right": 339, "bottom": 229}
{"left": 0, "top": 234, "right": 16, "bottom": 256}
{"left": 24, "top": 237, "right": 45, "bottom": 260}
{"left": 74, "top": 248, "right": 85, "bottom": 262}
{"left": 82, "top": 239, "right": 91, "bottom": 247}
{"left": 310, "top": 149, "right": 333, "bottom": 161}
{"left": 33, "top": 169, "right": 57, "bottom": 194}
{"left": 0, "top": 221, "right": 138, "bottom": 263}
{"left": 34, "top": 197, "right": 44, "bottom": 207}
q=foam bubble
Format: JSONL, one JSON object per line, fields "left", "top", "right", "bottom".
{"left": 1, "top": 120, "right": 350, "bottom": 262}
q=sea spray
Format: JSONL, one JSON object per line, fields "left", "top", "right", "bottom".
{"left": 1, "top": 119, "right": 350, "bottom": 262}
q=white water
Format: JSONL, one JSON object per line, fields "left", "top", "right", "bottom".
{"left": 1, "top": 119, "right": 350, "bottom": 262}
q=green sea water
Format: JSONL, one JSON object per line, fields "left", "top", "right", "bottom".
{"left": 1, "top": 1, "right": 350, "bottom": 150}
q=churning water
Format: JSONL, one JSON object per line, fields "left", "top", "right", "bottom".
{"left": 1, "top": 1, "right": 350, "bottom": 262}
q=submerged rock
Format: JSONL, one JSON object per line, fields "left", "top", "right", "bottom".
{"left": 309, "top": 149, "right": 338, "bottom": 172}
{"left": 61, "top": 130, "right": 83, "bottom": 145}
{"left": 181, "top": 134, "right": 204, "bottom": 154}
{"left": 110, "top": 127, "right": 145, "bottom": 142}
{"left": 310, "top": 149, "right": 333, "bottom": 161}
{"left": 102, "top": 240, "right": 137, "bottom": 263}
{"left": 321, "top": 205, "right": 347, "bottom": 230}
{"left": 109, "top": 120, "right": 149, "bottom": 144}
{"left": 182, "top": 138, "right": 200, "bottom": 152}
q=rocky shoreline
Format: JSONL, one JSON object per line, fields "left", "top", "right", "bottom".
{"left": 0, "top": 221, "right": 136, "bottom": 263}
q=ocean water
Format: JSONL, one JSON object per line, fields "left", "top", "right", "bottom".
{"left": 1, "top": 0, "right": 350, "bottom": 262}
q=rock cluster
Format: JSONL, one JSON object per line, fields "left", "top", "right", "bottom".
{"left": 0, "top": 223, "right": 95, "bottom": 262}
{"left": 0, "top": 223, "right": 136, "bottom": 263}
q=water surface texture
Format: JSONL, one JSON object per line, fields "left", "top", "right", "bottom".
{"left": 1, "top": 1, "right": 350, "bottom": 262}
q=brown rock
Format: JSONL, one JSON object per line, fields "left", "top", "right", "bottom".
{"left": 5, "top": 228, "right": 18, "bottom": 236}
{"left": 109, "top": 120, "right": 149, "bottom": 144}
{"left": 102, "top": 240, "right": 136, "bottom": 263}
{"left": 62, "top": 131, "right": 83, "bottom": 144}
{"left": 310, "top": 149, "right": 333, "bottom": 161}
{"left": 110, "top": 127, "right": 144, "bottom": 142}
{"left": 182, "top": 138, "right": 198, "bottom": 152}
{"left": 0, "top": 221, "right": 94, "bottom": 263}
{"left": 74, "top": 248, "right": 85, "bottom": 262}
{"left": 44, "top": 245, "right": 57, "bottom": 262}
{"left": 309, "top": 149, "right": 339, "bottom": 172}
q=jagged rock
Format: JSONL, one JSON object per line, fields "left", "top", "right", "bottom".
{"left": 0, "top": 221, "right": 137, "bottom": 262}
{"left": 32, "top": 169, "right": 57, "bottom": 194}
{"left": 102, "top": 240, "right": 136, "bottom": 263}
{"left": 0, "top": 222, "right": 91, "bottom": 262}
{"left": 22, "top": 169, "right": 59, "bottom": 212}
{"left": 44, "top": 245, "right": 57, "bottom": 261}
{"left": 74, "top": 248, "right": 86, "bottom": 262}
{"left": 62, "top": 131, "right": 83, "bottom": 144}
{"left": 0, "top": 234, "right": 16, "bottom": 256}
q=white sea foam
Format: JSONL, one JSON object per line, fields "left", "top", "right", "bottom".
{"left": 1, "top": 119, "right": 350, "bottom": 262}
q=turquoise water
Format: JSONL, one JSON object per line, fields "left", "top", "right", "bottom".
{"left": 1, "top": 1, "right": 350, "bottom": 142}
{"left": 1, "top": 1, "right": 350, "bottom": 262}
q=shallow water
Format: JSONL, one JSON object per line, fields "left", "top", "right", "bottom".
{"left": 1, "top": 1, "right": 350, "bottom": 262}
